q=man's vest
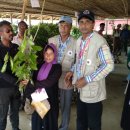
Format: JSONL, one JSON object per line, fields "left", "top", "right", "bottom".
{"left": 48, "top": 35, "right": 76, "bottom": 89}
{"left": 73, "top": 32, "right": 108, "bottom": 103}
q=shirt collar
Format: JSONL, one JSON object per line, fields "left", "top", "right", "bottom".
{"left": 81, "top": 32, "right": 94, "bottom": 43}
{"left": 59, "top": 35, "right": 70, "bottom": 44}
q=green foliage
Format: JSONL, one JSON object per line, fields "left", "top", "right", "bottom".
{"left": 1, "top": 31, "right": 42, "bottom": 84}
{"left": 12, "top": 34, "right": 42, "bottom": 82}
{"left": 71, "top": 26, "right": 81, "bottom": 39}
{"left": 1, "top": 53, "right": 9, "bottom": 73}
{"left": 30, "top": 23, "right": 59, "bottom": 47}
{"left": 127, "top": 50, "right": 130, "bottom": 70}
{"left": 12, "top": 24, "right": 18, "bottom": 35}
{"left": 128, "top": 25, "right": 130, "bottom": 30}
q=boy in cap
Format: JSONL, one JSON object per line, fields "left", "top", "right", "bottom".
{"left": 65, "top": 10, "right": 114, "bottom": 130}
{"left": 48, "top": 16, "right": 76, "bottom": 130}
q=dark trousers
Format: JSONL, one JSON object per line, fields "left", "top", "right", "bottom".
{"left": 76, "top": 95, "right": 103, "bottom": 130}
{"left": 121, "top": 81, "right": 130, "bottom": 130}
{"left": 0, "top": 88, "right": 20, "bottom": 130}
{"left": 113, "top": 37, "right": 121, "bottom": 55}
{"left": 32, "top": 107, "right": 58, "bottom": 130}
{"left": 32, "top": 111, "right": 44, "bottom": 130}
{"left": 122, "top": 39, "right": 129, "bottom": 55}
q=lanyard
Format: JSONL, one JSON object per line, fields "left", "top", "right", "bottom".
{"left": 76, "top": 33, "right": 93, "bottom": 78}
{"left": 79, "top": 33, "right": 93, "bottom": 59}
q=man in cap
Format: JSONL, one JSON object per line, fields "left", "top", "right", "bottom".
{"left": 65, "top": 10, "right": 114, "bottom": 130}
{"left": 48, "top": 16, "right": 76, "bottom": 130}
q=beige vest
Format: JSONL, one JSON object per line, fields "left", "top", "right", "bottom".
{"left": 48, "top": 35, "right": 76, "bottom": 89}
{"left": 73, "top": 31, "right": 108, "bottom": 103}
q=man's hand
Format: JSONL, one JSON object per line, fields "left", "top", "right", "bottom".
{"left": 75, "top": 77, "right": 87, "bottom": 88}
{"left": 64, "top": 71, "right": 73, "bottom": 87}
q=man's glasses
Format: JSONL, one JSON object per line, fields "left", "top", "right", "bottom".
{"left": 5, "top": 29, "right": 13, "bottom": 33}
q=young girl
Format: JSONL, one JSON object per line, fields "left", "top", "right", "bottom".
{"left": 25, "top": 43, "right": 62, "bottom": 130}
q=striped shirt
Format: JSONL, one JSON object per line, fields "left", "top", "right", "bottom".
{"left": 77, "top": 33, "right": 93, "bottom": 79}
{"left": 12, "top": 34, "right": 22, "bottom": 46}
{"left": 85, "top": 44, "right": 114, "bottom": 83}
{"left": 57, "top": 36, "right": 70, "bottom": 63}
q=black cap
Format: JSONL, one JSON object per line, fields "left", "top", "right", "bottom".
{"left": 78, "top": 10, "right": 95, "bottom": 22}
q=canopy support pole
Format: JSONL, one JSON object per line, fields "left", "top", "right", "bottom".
{"left": 21, "top": 0, "right": 28, "bottom": 21}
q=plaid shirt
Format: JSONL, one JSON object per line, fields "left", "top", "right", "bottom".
{"left": 85, "top": 44, "right": 114, "bottom": 83}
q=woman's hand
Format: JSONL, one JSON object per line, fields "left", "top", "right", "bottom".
{"left": 20, "top": 79, "right": 29, "bottom": 86}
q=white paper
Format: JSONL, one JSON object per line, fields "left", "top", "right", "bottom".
{"left": 31, "top": 88, "right": 48, "bottom": 102}
{"left": 30, "top": 0, "right": 40, "bottom": 8}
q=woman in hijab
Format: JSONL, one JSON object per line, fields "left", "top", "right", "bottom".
{"left": 25, "top": 43, "right": 62, "bottom": 130}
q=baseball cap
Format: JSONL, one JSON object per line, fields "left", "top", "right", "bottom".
{"left": 78, "top": 10, "right": 95, "bottom": 22}
{"left": 59, "top": 16, "right": 72, "bottom": 24}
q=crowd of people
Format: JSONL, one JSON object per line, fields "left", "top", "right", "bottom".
{"left": 0, "top": 9, "right": 129, "bottom": 130}
{"left": 98, "top": 22, "right": 130, "bottom": 63}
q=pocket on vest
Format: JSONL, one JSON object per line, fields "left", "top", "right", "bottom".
{"left": 81, "top": 82, "right": 99, "bottom": 98}
{"left": 62, "top": 57, "right": 74, "bottom": 71}
{"left": 89, "top": 83, "right": 99, "bottom": 97}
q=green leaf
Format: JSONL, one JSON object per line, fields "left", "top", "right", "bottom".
{"left": 10, "top": 56, "right": 13, "bottom": 70}
{"left": 27, "top": 38, "right": 34, "bottom": 46}
{"left": 1, "top": 29, "right": 43, "bottom": 91}
{"left": 1, "top": 63, "right": 7, "bottom": 73}
{"left": 4, "top": 53, "right": 9, "bottom": 62}
{"left": 32, "top": 45, "right": 42, "bottom": 51}
{"left": 1, "top": 53, "right": 9, "bottom": 73}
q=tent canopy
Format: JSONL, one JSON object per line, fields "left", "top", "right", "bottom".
{"left": 0, "top": 0, "right": 129, "bottom": 19}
